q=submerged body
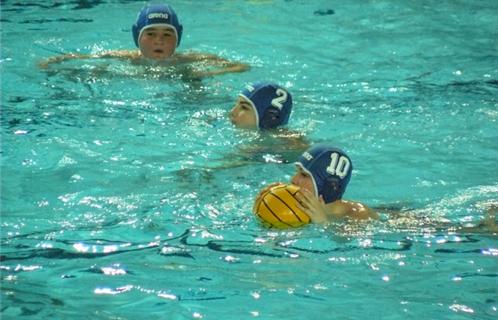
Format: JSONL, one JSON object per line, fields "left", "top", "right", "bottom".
{"left": 39, "top": 4, "right": 249, "bottom": 79}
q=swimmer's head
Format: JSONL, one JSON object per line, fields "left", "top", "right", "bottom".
{"left": 294, "top": 144, "right": 352, "bottom": 203}
{"left": 232, "top": 82, "right": 293, "bottom": 130}
{"left": 132, "top": 4, "right": 183, "bottom": 48}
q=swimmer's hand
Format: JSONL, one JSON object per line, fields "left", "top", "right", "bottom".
{"left": 458, "top": 206, "right": 498, "bottom": 234}
{"left": 38, "top": 60, "right": 50, "bottom": 69}
{"left": 295, "top": 188, "right": 329, "bottom": 223}
{"left": 479, "top": 205, "right": 498, "bottom": 233}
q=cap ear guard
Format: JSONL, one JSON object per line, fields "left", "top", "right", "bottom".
{"left": 320, "top": 152, "right": 352, "bottom": 203}
{"left": 322, "top": 174, "right": 350, "bottom": 203}
{"left": 132, "top": 23, "right": 140, "bottom": 47}
{"left": 239, "top": 82, "right": 293, "bottom": 130}
{"left": 259, "top": 107, "right": 281, "bottom": 129}
{"left": 176, "top": 23, "right": 183, "bottom": 46}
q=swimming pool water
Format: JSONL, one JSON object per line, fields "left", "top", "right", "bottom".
{"left": 1, "top": 1, "right": 497, "bottom": 319}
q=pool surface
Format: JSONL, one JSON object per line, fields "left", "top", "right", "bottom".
{"left": 1, "top": 1, "right": 497, "bottom": 319}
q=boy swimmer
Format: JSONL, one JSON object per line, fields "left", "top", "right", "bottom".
{"left": 291, "top": 144, "right": 378, "bottom": 222}
{"left": 282, "top": 144, "right": 498, "bottom": 232}
{"left": 39, "top": 4, "right": 249, "bottom": 78}
{"left": 256, "top": 144, "right": 377, "bottom": 222}
{"left": 229, "top": 82, "right": 309, "bottom": 164}
{"left": 175, "top": 82, "right": 306, "bottom": 181}
{"left": 230, "top": 82, "right": 293, "bottom": 130}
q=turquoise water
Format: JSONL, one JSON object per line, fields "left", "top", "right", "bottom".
{"left": 1, "top": 0, "right": 497, "bottom": 319}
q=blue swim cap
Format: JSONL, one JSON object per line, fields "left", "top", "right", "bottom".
{"left": 239, "top": 82, "right": 293, "bottom": 129}
{"left": 296, "top": 144, "right": 352, "bottom": 203}
{"left": 132, "top": 4, "right": 183, "bottom": 48}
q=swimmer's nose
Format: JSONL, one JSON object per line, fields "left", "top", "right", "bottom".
{"left": 154, "top": 36, "right": 165, "bottom": 45}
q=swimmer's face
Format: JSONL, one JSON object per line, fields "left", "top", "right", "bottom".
{"left": 291, "top": 166, "right": 316, "bottom": 196}
{"left": 139, "top": 26, "right": 177, "bottom": 60}
{"left": 230, "top": 96, "right": 258, "bottom": 129}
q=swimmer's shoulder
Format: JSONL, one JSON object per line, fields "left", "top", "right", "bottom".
{"left": 327, "top": 200, "right": 379, "bottom": 220}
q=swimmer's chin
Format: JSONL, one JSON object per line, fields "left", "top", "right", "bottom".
{"left": 142, "top": 51, "right": 175, "bottom": 61}
{"left": 141, "top": 55, "right": 175, "bottom": 65}
{"left": 231, "top": 121, "right": 258, "bottom": 130}
{"left": 229, "top": 118, "right": 241, "bottom": 128}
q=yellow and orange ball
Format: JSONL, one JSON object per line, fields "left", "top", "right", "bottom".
{"left": 253, "top": 184, "right": 311, "bottom": 228}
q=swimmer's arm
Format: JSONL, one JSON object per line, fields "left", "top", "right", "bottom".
{"left": 350, "top": 202, "right": 379, "bottom": 220}
{"left": 179, "top": 52, "right": 238, "bottom": 63}
{"left": 193, "top": 63, "right": 250, "bottom": 77}
{"left": 178, "top": 52, "right": 250, "bottom": 77}
{"left": 327, "top": 200, "right": 379, "bottom": 221}
{"left": 295, "top": 190, "right": 379, "bottom": 223}
{"left": 274, "top": 129, "right": 310, "bottom": 151}
{"left": 38, "top": 53, "right": 94, "bottom": 68}
{"left": 38, "top": 50, "right": 139, "bottom": 68}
